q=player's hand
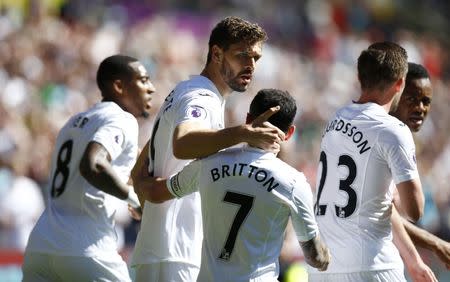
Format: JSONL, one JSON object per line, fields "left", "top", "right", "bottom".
{"left": 316, "top": 243, "right": 330, "bottom": 272}
{"left": 245, "top": 106, "right": 285, "bottom": 154}
{"left": 301, "top": 236, "right": 330, "bottom": 271}
{"left": 407, "top": 260, "right": 438, "bottom": 282}
{"left": 128, "top": 204, "right": 142, "bottom": 221}
{"left": 434, "top": 238, "right": 450, "bottom": 269}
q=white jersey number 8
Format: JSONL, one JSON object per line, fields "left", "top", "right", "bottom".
{"left": 51, "top": 140, "right": 73, "bottom": 198}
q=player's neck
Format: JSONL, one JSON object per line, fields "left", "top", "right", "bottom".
{"left": 356, "top": 90, "right": 395, "bottom": 113}
{"left": 200, "top": 66, "right": 233, "bottom": 98}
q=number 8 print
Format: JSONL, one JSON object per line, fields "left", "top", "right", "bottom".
{"left": 51, "top": 140, "right": 73, "bottom": 198}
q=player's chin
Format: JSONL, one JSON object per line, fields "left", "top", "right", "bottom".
{"left": 232, "top": 83, "right": 249, "bottom": 93}
{"left": 141, "top": 103, "right": 152, "bottom": 118}
{"left": 409, "top": 124, "right": 421, "bottom": 132}
{"left": 141, "top": 110, "right": 151, "bottom": 118}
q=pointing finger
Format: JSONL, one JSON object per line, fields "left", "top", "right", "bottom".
{"left": 252, "top": 106, "right": 280, "bottom": 125}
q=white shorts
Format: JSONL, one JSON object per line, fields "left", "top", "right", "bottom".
{"left": 308, "top": 268, "right": 406, "bottom": 282}
{"left": 22, "top": 251, "right": 131, "bottom": 282}
{"left": 133, "top": 261, "right": 199, "bottom": 282}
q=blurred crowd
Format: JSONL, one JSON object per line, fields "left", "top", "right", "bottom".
{"left": 0, "top": 0, "right": 449, "bottom": 279}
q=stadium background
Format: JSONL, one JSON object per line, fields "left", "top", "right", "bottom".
{"left": 0, "top": 0, "right": 449, "bottom": 281}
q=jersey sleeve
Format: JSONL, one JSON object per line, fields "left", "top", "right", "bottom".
{"left": 174, "top": 90, "right": 221, "bottom": 128}
{"left": 288, "top": 173, "right": 319, "bottom": 242}
{"left": 379, "top": 125, "right": 419, "bottom": 184}
{"left": 92, "top": 114, "right": 138, "bottom": 160}
{"left": 166, "top": 159, "right": 202, "bottom": 198}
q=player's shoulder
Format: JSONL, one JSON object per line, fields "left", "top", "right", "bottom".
{"left": 371, "top": 120, "right": 414, "bottom": 155}
{"left": 378, "top": 115, "right": 412, "bottom": 140}
{"left": 174, "top": 76, "right": 219, "bottom": 100}
{"left": 87, "top": 103, "right": 138, "bottom": 132}
{"left": 200, "top": 146, "right": 243, "bottom": 163}
{"left": 269, "top": 158, "right": 310, "bottom": 190}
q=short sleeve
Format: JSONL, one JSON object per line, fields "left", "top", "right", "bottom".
{"left": 379, "top": 125, "right": 419, "bottom": 184}
{"left": 289, "top": 174, "right": 319, "bottom": 242}
{"left": 174, "top": 90, "right": 221, "bottom": 128}
{"left": 167, "top": 159, "right": 202, "bottom": 198}
{"left": 92, "top": 114, "right": 138, "bottom": 160}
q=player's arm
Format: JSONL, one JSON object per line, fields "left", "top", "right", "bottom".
{"left": 290, "top": 176, "right": 330, "bottom": 271}
{"left": 173, "top": 106, "right": 284, "bottom": 159}
{"left": 79, "top": 141, "right": 139, "bottom": 208}
{"left": 300, "top": 235, "right": 330, "bottom": 271}
{"left": 131, "top": 139, "right": 151, "bottom": 207}
{"left": 135, "top": 158, "right": 201, "bottom": 204}
{"left": 395, "top": 178, "right": 424, "bottom": 222}
{"left": 403, "top": 216, "right": 450, "bottom": 269}
{"left": 135, "top": 176, "right": 174, "bottom": 204}
{"left": 392, "top": 206, "right": 437, "bottom": 282}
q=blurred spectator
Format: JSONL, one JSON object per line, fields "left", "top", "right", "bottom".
{"left": 0, "top": 122, "right": 44, "bottom": 251}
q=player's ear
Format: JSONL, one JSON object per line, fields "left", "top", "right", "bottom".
{"left": 112, "top": 79, "right": 124, "bottom": 95}
{"left": 395, "top": 77, "right": 406, "bottom": 92}
{"left": 392, "top": 76, "right": 406, "bottom": 94}
{"left": 285, "top": 125, "right": 296, "bottom": 141}
{"left": 212, "top": 45, "right": 223, "bottom": 63}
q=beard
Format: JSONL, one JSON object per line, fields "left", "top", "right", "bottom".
{"left": 220, "top": 59, "right": 249, "bottom": 92}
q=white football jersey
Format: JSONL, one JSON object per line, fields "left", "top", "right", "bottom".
{"left": 26, "top": 102, "right": 138, "bottom": 257}
{"left": 166, "top": 146, "right": 318, "bottom": 281}
{"left": 132, "top": 75, "right": 225, "bottom": 267}
{"left": 309, "top": 102, "right": 418, "bottom": 274}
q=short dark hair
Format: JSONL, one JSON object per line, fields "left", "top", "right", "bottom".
{"left": 96, "top": 55, "right": 138, "bottom": 94}
{"left": 249, "top": 89, "right": 297, "bottom": 133}
{"left": 406, "top": 62, "right": 429, "bottom": 83}
{"left": 357, "top": 41, "right": 408, "bottom": 91}
{"left": 206, "top": 16, "right": 267, "bottom": 64}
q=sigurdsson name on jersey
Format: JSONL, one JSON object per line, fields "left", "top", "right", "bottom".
{"left": 210, "top": 163, "right": 279, "bottom": 192}
{"left": 323, "top": 118, "right": 372, "bottom": 154}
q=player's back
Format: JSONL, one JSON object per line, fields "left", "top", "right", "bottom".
{"left": 195, "top": 146, "right": 315, "bottom": 281}
{"left": 26, "top": 102, "right": 138, "bottom": 257}
{"left": 312, "top": 102, "right": 416, "bottom": 273}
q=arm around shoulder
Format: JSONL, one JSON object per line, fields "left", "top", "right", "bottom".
{"left": 172, "top": 107, "right": 284, "bottom": 159}
{"left": 172, "top": 121, "right": 243, "bottom": 159}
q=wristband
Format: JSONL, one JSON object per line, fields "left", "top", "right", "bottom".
{"left": 126, "top": 187, "right": 140, "bottom": 208}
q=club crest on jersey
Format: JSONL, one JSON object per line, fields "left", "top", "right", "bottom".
{"left": 187, "top": 105, "right": 207, "bottom": 119}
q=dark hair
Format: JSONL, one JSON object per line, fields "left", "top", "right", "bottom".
{"left": 357, "top": 41, "right": 408, "bottom": 91}
{"left": 406, "top": 62, "right": 429, "bottom": 83}
{"left": 249, "top": 89, "right": 296, "bottom": 133}
{"left": 206, "top": 16, "right": 267, "bottom": 64}
{"left": 96, "top": 55, "right": 138, "bottom": 94}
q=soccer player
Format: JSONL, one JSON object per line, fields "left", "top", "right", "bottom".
{"left": 22, "top": 55, "right": 155, "bottom": 282}
{"left": 131, "top": 17, "right": 285, "bottom": 281}
{"left": 308, "top": 42, "right": 425, "bottom": 282}
{"left": 391, "top": 63, "right": 449, "bottom": 272}
{"left": 135, "top": 88, "right": 330, "bottom": 281}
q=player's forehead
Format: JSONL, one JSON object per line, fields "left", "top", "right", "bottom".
{"left": 404, "top": 78, "right": 432, "bottom": 98}
{"left": 227, "top": 41, "right": 263, "bottom": 56}
{"left": 129, "top": 61, "right": 148, "bottom": 77}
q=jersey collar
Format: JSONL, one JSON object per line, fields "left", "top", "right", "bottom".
{"left": 189, "top": 75, "right": 224, "bottom": 103}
